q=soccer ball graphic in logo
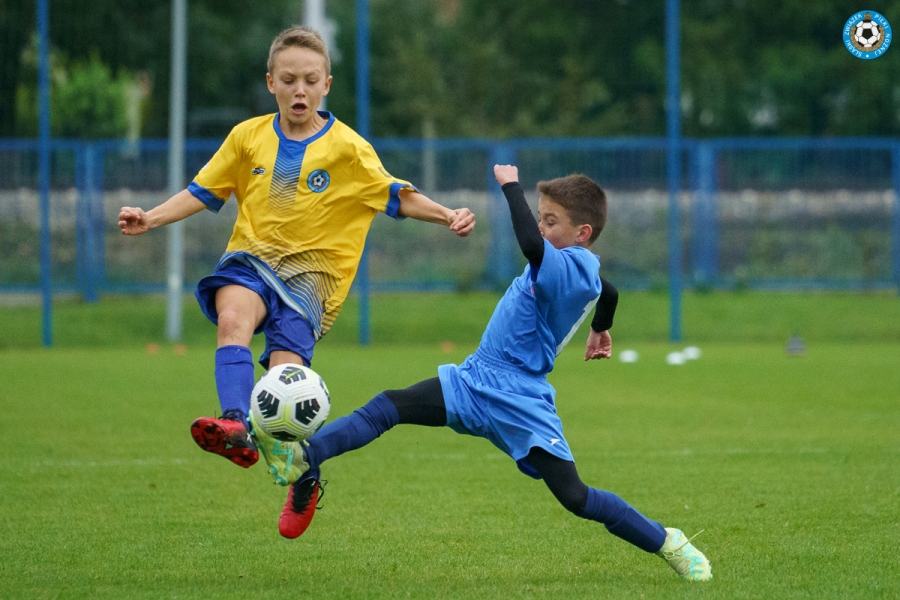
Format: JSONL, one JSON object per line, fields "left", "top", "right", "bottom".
{"left": 250, "top": 363, "right": 331, "bottom": 441}
{"left": 307, "top": 169, "right": 330, "bottom": 192}
{"left": 852, "top": 16, "right": 882, "bottom": 50}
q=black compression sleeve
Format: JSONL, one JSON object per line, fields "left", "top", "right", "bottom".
{"left": 501, "top": 181, "right": 544, "bottom": 272}
{"left": 382, "top": 378, "right": 446, "bottom": 427}
{"left": 590, "top": 277, "right": 619, "bottom": 332}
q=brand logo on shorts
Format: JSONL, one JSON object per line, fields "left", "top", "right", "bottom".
{"left": 251, "top": 167, "right": 266, "bottom": 175}
{"left": 307, "top": 169, "right": 330, "bottom": 193}
{"left": 550, "top": 438, "right": 560, "bottom": 445}
{"left": 843, "top": 11, "right": 892, "bottom": 59}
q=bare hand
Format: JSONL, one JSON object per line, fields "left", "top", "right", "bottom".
{"left": 584, "top": 329, "right": 612, "bottom": 361}
{"left": 118, "top": 207, "right": 149, "bottom": 235}
{"left": 449, "top": 208, "right": 475, "bottom": 237}
{"left": 493, "top": 164, "right": 518, "bottom": 186}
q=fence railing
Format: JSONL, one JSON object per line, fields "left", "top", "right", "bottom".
{"left": 1, "top": 137, "right": 898, "bottom": 300}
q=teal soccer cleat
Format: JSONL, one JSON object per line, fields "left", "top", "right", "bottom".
{"left": 249, "top": 416, "right": 311, "bottom": 486}
{"left": 656, "top": 528, "right": 712, "bottom": 582}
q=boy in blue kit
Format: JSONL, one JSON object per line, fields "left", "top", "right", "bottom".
{"left": 254, "top": 165, "right": 712, "bottom": 582}
{"left": 117, "top": 27, "right": 474, "bottom": 469}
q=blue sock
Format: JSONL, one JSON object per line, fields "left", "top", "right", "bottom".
{"left": 214, "top": 345, "right": 254, "bottom": 427}
{"left": 578, "top": 487, "right": 667, "bottom": 553}
{"left": 305, "top": 393, "right": 399, "bottom": 472}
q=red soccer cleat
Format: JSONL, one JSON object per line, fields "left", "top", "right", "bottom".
{"left": 279, "top": 475, "right": 325, "bottom": 539}
{"left": 190, "top": 410, "right": 259, "bottom": 468}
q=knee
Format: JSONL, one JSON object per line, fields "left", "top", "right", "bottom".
{"left": 555, "top": 483, "right": 589, "bottom": 515}
{"left": 217, "top": 307, "right": 255, "bottom": 341}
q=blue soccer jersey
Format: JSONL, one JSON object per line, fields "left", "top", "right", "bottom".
{"left": 439, "top": 238, "right": 602, "bottom": 478}
{"left": 478, "top": 239, "right": 602, "bottom": 376}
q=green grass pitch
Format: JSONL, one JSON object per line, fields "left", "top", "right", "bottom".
{"left": 1, "top": 292, "right": 898, "bottom": 598}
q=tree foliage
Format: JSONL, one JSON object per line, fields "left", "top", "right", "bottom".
{"left": 2, "top": 0, "right": 899, "bottom": 139}
{"left": 16, "top": 41, "right": 131, "bottom": 138}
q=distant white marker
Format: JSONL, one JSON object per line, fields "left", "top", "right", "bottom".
{"left": 682, "top": 346, "right": 702, "bottom": 360}
{"left": 666, "top": 351, "right": 686, "bottom": 365}
{"left": 619, "top": 349, "right": 639, "bottom": 363}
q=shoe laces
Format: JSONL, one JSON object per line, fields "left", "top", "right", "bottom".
{"left": 290, "top": 477, "right": 328, "bottom": 513}
{"left": 221, "top": 409, "right": 246, "bottom": 422}
{"left": 663, "top": 530, "right": 705, "bottom": 559}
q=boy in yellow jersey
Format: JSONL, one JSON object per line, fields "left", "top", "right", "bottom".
{"left": 117, "top": 26, "right": 475, "bottom": 470}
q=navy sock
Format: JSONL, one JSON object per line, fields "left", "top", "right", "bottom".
{"left": 578, "top": 487, "right": 667, "bottom": 553}
{"left": 214, "top": 345, "right": 254, "bottom": 427}
{"left": 305, "top": 393, "right": 399, "bottom": 471}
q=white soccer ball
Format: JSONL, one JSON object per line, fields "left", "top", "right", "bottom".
{"left": 853, "top": 21, "right": 881, "bottom": 48}
{"left": 250, "top": 363, "right": 331, "bottom": 442}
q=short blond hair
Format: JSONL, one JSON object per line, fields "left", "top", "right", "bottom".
{"left": 267, "top": 26, "right": 331, "bottom": 75}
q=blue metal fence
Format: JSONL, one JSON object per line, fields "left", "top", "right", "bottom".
{"left": 1, "top": 137, "right": 898, "bottom": 301}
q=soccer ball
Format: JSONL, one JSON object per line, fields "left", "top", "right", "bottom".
{"left": 250, "top": 363, "right": 331, "bottom": 442}
{"left": 853, "top": 20, "right": 882, "bottom": 49}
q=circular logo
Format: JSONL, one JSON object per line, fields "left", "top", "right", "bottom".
{"left": 307, "top": 169, "right": 330, "bottom": 193}
{"left": 843, "top": 11, "right": 892, "bottom": 59}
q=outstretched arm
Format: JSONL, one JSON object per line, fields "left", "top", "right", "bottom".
{"left": 118, "top": 189, "right": 206, "bottom": 236}
{"left": 584, "top": 277, "right": 619, "bottom": 361}
{"left": 493, "top": 164, "right": 544, "bottom": 273}
{"left": 397, "top": 189, "right": 475, "bottom": 237}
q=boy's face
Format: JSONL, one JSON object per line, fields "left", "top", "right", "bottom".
{"left": 538, "top": 196, "right": 591, "bottom": 250}
{"left": 266, "top": 46, "right": 332, "bottom": 130}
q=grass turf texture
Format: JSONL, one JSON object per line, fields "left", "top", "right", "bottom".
{"left": 2, "top": 289, "right": 900, "bottom": 349}
{"left": 1, "top": 292, "right": 898, "bottom": 598}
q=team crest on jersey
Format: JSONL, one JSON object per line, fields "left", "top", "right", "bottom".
{"left": 843, "top": 11, "right": 892, "bottom": 59}
{"left": 251, "top": 167, "right": 266, "bottom": 175}
{"left": 307, "top": 169, "right": 330, "bottom": 193}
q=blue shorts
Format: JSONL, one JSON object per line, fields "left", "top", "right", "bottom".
{"left": 195, "top": 261, "right": 316, "bottom": 369}
{"left": 438, "top": 349, "right": 573, "bottom": 479}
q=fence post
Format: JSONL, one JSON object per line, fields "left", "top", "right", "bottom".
{"left": 666, "top": 0, "right": 682, "bottom": 342}
{"left": 486, "top": 143, "right": 517, "bottom": 288}
{"left": 690, "top": 141, "right": 718, "bottom": 286}
{"left": 93, "top": 144, "right": 106, "bottom": 292}
{"left": 76, "top": 143, "right": 99, "bottom": 302}
{"left": 893, "top": 144, "right": 900, "bottom": 295}
{"left": 76, "top": 143, "right": 88, "bottom": 298}
{"left": 357, "top": 0, "right": 372, "bottom": 345}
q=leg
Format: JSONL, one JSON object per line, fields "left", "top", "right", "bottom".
{"left": 265, "top": 378, "right": 444, "bottom": 487}
{"left": 269, "top": 350, "right": 308, "bottom": 368}
{"left": 527, "top": 448, "right": 711, "bottom": 581}
{"left": 213, "top": 284, "right": 267, "bottom": 421}
{"left": 304, "top": 377, "right": 446, "bottom": 471}
{"left": 258, "top": 290, "right": 317, "bottom": 370}
{"left": 276, "top": 378, "right": 445, "bottom": 539}
{"left": 190, "top": 285, "right": 267, "bottom": 467}
{"left": 527, "top": 447, "right": 666, "bottom": 553}
{"left": 215, "top": 284, "right": 268, "bottom": 346}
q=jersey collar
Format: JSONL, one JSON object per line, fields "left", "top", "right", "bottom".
{"left": 272, "top": 111, "right": 335, "bottom": 145}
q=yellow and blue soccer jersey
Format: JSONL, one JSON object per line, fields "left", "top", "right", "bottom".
{"left": 187, "top": 111, "right": 415, "bottom": 338}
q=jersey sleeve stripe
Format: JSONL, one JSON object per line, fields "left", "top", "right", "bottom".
{"left": 187, "top": 181, "right": 226, "bottom": 213}
{"left": 386, "top": 182, "right": 417, "bottom": 220}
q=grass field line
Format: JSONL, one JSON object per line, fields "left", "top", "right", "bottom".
{"left": 5, "top": 457, "right": 191, "bottom": 470}
{"left": 396, "top": 446, "right": 839, "bottom": 463}
{"left": 0, "top": 446, "right": 845, "bottom": 473}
